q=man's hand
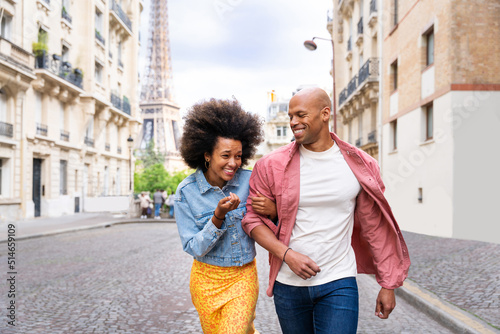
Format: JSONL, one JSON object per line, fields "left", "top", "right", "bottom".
{"left": 283, "top": 249, "right": 321, "bottom": 280}
{"left": 375, "top": 287, "right": 396, "bottom": 319}
{"left": 251, "top": 192, "right": 277, "bottom": 221}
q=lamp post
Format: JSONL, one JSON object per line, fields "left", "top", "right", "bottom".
{"left": 127, "top": 135, "right": 134, "bottom": 192}
{"left": 304, "top": 37, "right": 337, "bottom": 133}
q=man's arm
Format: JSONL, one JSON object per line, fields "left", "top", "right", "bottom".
{"left": 250, "top": 225, "right": 320, "bottom": 280}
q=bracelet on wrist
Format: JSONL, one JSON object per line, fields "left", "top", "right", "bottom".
{"left": 283, "top": 247, "right": 292, "bottom": 263}
{"left": 213, "top": 212, "right": 224, "bottom": 221}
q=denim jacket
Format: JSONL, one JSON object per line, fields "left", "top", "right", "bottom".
{"left": 174, "top": 168, "right": 256, "bottom": 267}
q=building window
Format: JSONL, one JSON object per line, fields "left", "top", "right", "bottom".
{"left": 60, "top": 101, "right": 65, "bottom": 131}
{"left": 0, "top": 89, "right": 7, "bottom": 123}
{"left": 277, "top": 126, "right": 287, "bottom": 138}
{"left": 425, "top": 104, "right": 433, "bottom": 140}
{"left": 426, "top": 29, "right": 434, "bottom": 66}
{"left": 95, "top": 9, "right": 103, "bottom": 35}
{"left": 60, "top": 160, "right": 68, "bottom": 195}
{"left": 62, "top": 45, "right": 70, "bottom": 62}
{"left": 95, "top": 61, "right": 103, "bottom": 84}
{"left": 0, "top": 159, "right": 3, "bottom": 195}
{"left": 393, "top": 0, "right": 398, "bottom": 26}
{"left": 0, "top": 13, "right": 12, "bottom": 41}
{"left": 391, "top": 60, "right": 398, "bottom": 92}
{"left": 391, "top": 119, "right": 398, "bottom": 150}
{"left": 103, "top": 166, "right": 109, "bottom": 196}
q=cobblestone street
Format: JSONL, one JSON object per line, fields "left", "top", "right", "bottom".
{"left": 1, "top": 223, "right": 454, "bottom": 333}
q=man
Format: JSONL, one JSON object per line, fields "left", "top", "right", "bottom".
{"left": 242, "top": 87, "right": 410, "bottom": 333}
{"left": 153, "top": 189, "right": 164, "bottom": 219}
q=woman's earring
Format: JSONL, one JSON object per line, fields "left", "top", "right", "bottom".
{"left": 205, "top": 160, "right": 210, "bottom": 170}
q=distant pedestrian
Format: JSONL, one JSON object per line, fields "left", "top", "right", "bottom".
{"left": 174, "top": 98, "right": 274, "bottom": 334}
{"left": 166, "top": 193, "right": 175, "bottom": 218}
{"left": 153, "top": 189, "right": 163, "bottom": 219}
{"left": 139, "top": 192, "right": 151, "bottom": 219}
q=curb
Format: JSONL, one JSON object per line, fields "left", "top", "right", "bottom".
{"left": 1, "top": 218, "right": 177, "bottom": 243}
{"left": 396, "top": 279, "right": 500, "bottom": 334}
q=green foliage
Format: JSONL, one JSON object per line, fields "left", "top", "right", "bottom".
{"left": 134, "top": 140, "right": 191, "bottom": 194}
{"left": 134, "top": 163, "right": 191, "bottom": 195}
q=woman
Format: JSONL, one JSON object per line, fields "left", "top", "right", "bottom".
{"left": 139, "top": 192, "right": 151, "bottom": 219}
{"left": 175, "top": 98, "right": 272, "bottom": 334}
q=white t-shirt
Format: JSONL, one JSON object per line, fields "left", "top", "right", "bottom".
{"left": 276, "top": 142, "right": 361, "bottom": 286}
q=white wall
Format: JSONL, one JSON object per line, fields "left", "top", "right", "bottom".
{"left": 382, "top": 93, "right": 454, "bottom": 237}
{"left": 451, "top": 91, "right": 500, "bottom": 244}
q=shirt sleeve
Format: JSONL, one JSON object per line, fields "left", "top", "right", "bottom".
{"left": 242, "top": 161, "right": 280, "bottom": 236}
{"left": 174, "top": 190, "right": 227, "bottom": 257}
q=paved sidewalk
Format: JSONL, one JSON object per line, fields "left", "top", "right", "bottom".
{"left": 2, "top": 213, "right": 499, "bottom": 333}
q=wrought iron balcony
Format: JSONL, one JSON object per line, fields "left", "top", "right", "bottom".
{"left": 34, "top": 53, "right": 83, "bottom": 89}
{"left": 84, "top": 136, "right": 94, "bottom": 147}
{"left": 370, "top": 0, "right": 377, "bottom": 14}
{"left": 105, "top": 143, "right": 111, "bottom": 151}
{"left": 358, "top": 17, "right": 364, "bottom": 35}
{"left": 60, "top": 129, "right": 70, "bottom": 141}
{"left": 339, "top": 58, "right": 379, "bottom": 106}
{"left": 347, "top": 75, "right": 358, "bottom": 96}
{"left": 368, "top": 130, "right": 377, "bottom": 143}
{"left": 355, "top": 138, "right": 362, "bottom": 147}
{"left": 0, "top": 121, "right": 13, "bottom": 138}
{"left": 110, "top": 0, "right": 132, "bottom": 32}
{"left": 358, "top": 58, "right": 380, "bottom": 87}
{"left": 110, "top": 93, "right": 131, "bottom": 115}
{"left": 36, "top": 123, "right": 48, "bottom": 136}
{"left": 62, "top": 8, "right": 72, "bottom": 23}
{"left": 95, "top": 30, "right": 105, "bottom": 45}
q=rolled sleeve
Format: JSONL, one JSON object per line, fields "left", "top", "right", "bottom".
{"left": 175, "top": 191, "right": 227, "bottom": 257}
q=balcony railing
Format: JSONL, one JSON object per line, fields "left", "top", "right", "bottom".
{"left": 355, "top": 138, "right": 362, "bottom": 147}
{"left": 95, "top": 30, "right": 105, "bottom": 45}
{"left": 0, "top": 121, "right": 13, "bottom": 138}
{"left": 105, "top": 143, "right": 111, "bottom": 152}
{"left": 117, "top": 147, "right": 122, "bottom": 154}
{"left": 34, "top": 53, "right": 83, "bottom": 89}
{"left": 62, "top": 8, "right": 72, "bottom": 23}
{"left": 347, "top": 75, "right": 358, "bottom": 96}
{"left": 370, "top": 0, "right": 377, "bottom": 14}
{"left": 110, "top": 0, "right": 132, "bottom": 32}
{"left": 358, "top": 17, "right": 364, "bottom": 35}
{"left": 368, "top": 130, "right": 377, "bottom": 143}
{"left": 36, "top": 123, "right": 48, "bottom": 136}
{"left": 84, "top": 136, "right": 94, "bottom": 147}
{"left": 339, "top": 58, "right": 380, "bottom": 106}
{"left": 110, "top": 93, "right": 131, "bottom": 115}
{"left": 358, "top": 58, "right": 380, "bottom": 87}
{"left": 60, "top": 129, "right": 70, "bottom": 141}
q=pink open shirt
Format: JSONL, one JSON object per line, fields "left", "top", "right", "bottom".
{"left": 242, "top": 132, "right": 411, "bottom": 297}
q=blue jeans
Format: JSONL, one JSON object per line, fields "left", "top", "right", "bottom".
{"left": 154, "top": 203, "right": 161, "bottom": 217}
{"left": 273, "top": 277, "right": 359, "bottom": 334}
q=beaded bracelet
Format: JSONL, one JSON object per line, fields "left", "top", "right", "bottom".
{"left": 283, "top": 247, "right": 292, "bottom": 263}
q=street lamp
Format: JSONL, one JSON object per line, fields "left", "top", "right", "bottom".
{"left": 304, "top": 37, "right": 337, "bottom": 133}
{"left": 127, "top": 135, "right": 134, "bottom": 192}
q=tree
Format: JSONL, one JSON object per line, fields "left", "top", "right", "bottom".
{"left": 138, "top": 140, "right": 165, "bottom": 169}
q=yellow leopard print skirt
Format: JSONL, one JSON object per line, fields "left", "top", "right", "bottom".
{"left": 190, "top": 259, "right": 259, "bottom": 334}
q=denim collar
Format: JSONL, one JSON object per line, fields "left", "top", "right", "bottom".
{"left": 194, "top": 168, "right": 242, "bottom": 194}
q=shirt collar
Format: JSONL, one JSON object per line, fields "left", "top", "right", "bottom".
{"left": 194, "top": 168, "right": 242, "bottom": 194}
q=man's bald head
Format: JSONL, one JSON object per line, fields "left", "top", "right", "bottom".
{"left": 291, "top": 87, "right": 331, "bottom": 113}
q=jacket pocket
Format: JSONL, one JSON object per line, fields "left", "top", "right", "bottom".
{"left": 194, "top": 210, "right": 214, "bottom": 229}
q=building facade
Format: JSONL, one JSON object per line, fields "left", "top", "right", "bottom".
{"left": 0, "top": 0, "right": 143, "bottom": 220}
{"left": 331, "top": 0, "right": 380, "bottom": 159}
{"left": 380, "top": 0, "right": 500, "bottom": 243}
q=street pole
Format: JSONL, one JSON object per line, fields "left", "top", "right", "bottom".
{"left": 304, "top": 37, "right": 337, "bottom": 133}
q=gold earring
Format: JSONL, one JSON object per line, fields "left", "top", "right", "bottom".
{"left": 205, "top": 160, "right": 210, "bottom": 169}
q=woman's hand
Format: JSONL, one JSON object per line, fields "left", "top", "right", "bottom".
{"left": 251, "top": 192, "right": 277, "bottom": 221}
{"left": 215, "top": 192, "right": 240, "bottom": 218}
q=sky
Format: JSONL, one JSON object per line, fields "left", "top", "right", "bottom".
{"left": 139, "top": 0, "right": 334, "bottom": 119}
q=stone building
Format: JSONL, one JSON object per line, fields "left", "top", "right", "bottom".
{"left": 381, "top": 0, "right": 500, "bottom": 243}
{"left": 330, "top": 0, "right": 380, "bottom": 159}
{"left": 0, "top": 0, "right": 143, "bottom": 220}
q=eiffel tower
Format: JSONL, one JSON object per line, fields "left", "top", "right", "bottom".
{"left": 139, "top": 0, "right": 184, "bottom": 171}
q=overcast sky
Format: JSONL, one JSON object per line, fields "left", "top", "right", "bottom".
{"left": 139, "top": 0, "right": 333, "bottom": 118}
